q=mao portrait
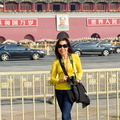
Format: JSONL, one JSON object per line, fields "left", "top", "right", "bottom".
{"left": 57, "top": 15, "right": 69, "bottom": 31}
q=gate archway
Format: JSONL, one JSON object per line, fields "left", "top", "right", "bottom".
{"left": 91, "top": 33, "right": 100, "bottom": 38}
{"left": 0, "top": 36, "right": 5, "bottom": 44}
{"left": 57, "top": 32, "right": 69, "bottom": 39}
{"left": 24, "top": 34, "right": 35, "bottom": 41}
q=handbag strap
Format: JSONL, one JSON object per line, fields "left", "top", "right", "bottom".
{"left": 59, "top": 54, "right": 76, "bottom": 78}
{"left": 69, "top": 55, "right": 76, "bottom": 78}
{"left": 59, "top": 58, "right": 68, "bottom": 76}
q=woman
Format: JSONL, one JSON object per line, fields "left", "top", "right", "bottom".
{"left": 50, "top": 38, "right": 83, "bottom": 120}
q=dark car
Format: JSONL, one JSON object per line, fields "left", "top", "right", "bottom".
{"left": 72, "top": 42, "right": 113, "bottom": 56}
{"left": 70, "top": 42, "right": 79, "bottom": 47}
{"left": 96, "top": 41, "right": 120, "bottom": 53}
{"left": 0, "top": 44, "right": 46, "bottom": 61}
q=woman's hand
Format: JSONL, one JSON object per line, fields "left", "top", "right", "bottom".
{"left": 63, "top": 76, "right": 68, "bottom": 81}
{"left": 69, "top": 79, "right": 81, "bottom": 85}
{"left": 59, "top": 76, "right": 68, "bottom": 83}
{"left": 76, "top": 79, "right": 81, "bottom": 83}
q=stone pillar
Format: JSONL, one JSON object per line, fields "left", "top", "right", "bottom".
{"left": 32, "top": 2, "right": 35, "bottom": 12}
{"left": 80, "top": 3, "right": 83, "bottom": 11}
{"left": 66, "top": 3, "right": 70, "bottom": 11}
{"left": 107, "top": 2, "right": 110, "bottom": 11}
{"left": 118, "top": 3, "right": 120, "bottom": 11}
{"left": 47, "top": 3, "right": 50, "bottom": 11}
{"left": 3, "top": 3, "right": 6, "bottom": 12}
{"left": 93, "top": 3, "right": 97, "bottom": 11}
{"left": 17, "top": 2, "right": 20, "bottom": 12}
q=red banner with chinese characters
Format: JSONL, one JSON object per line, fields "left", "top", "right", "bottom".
{"left": 0, "top": 19, "right": 38, "bottom": 27}
{"left": 87, "top": 18, "right": 120, "bottom": 26}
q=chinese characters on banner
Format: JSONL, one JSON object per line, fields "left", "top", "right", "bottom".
{"left": 0, "top": 19, "right": 38, "bottom": 27}
{"left": 87, "top": 18, "right": 120, "bottom": 26}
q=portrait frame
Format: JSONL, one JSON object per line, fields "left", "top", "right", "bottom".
{"left": 56, "top": 15, "right": 69, "bottom": 31}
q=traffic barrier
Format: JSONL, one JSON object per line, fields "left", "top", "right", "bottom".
{"left": 0, "top": 69, "right": 120, "bottom": 120}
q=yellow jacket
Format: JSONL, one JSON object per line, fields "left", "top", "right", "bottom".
{"left": 50, "top": 54, "right": 83, "bottom": 90}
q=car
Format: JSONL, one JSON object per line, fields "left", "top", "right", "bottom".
{"left": 96, "top": 41, "right": 120, "bottom": 53}
{"left": 72, "top": 42, "right": 113, "bottom": 56}
{"left": 70, "top": 42, "right": 79, "bottom": 47}
{"left": 0, "top": 44, "right": 46, "bottom": 61}
{"left": 51, "top": 45, "right": 55, "bottom": 50}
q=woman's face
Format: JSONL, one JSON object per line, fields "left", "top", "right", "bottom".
{"left": 58, "top": 40, "right": 69, "bottom": 57}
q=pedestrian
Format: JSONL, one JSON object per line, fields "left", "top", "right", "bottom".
{"left": 50, "top": 38, "right": 83, "bottom": 120}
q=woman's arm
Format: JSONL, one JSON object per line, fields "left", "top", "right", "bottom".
{"left": 50, "top": 60, "right": 59, "bottom": 83}
{"left": 75, "top": 54, "right": 83, "bottom": 81}
{"left": 50, "top": 59, "right": 68, "bottom": 83}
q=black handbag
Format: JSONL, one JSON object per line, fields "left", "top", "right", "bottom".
{"left": 59, "top": 55, "right": 90, "bottom": 108}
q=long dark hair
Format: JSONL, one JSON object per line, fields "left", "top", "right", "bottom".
{"left": 55, "top": 38, "right": 74, "bottom": 59}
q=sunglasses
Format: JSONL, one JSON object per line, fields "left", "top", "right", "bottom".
{"left": 58, "top": 44, "right": 68, "bottom": 48}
